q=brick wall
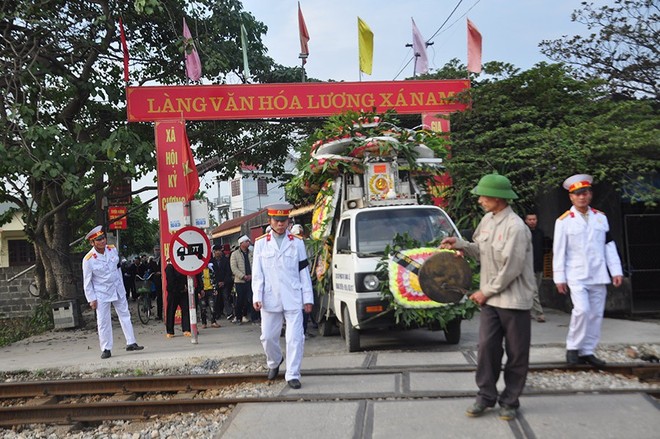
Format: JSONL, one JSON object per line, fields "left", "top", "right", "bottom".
{"left": 0, "top": 254, "right": 85, "bottom": 319}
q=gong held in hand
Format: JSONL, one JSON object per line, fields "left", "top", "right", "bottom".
{"left": 418, "top": 251, "right": 472, "bottom": 304}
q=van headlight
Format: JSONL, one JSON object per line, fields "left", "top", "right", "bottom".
{"left": 363, "top": 274, "right": 380, "bottom": 291}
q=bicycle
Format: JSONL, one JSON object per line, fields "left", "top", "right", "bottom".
{"left": 135, "top": 273, "right": 154, "bottom": 324}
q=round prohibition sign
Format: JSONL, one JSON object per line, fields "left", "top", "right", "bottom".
{"left": 169, "top": 226, "right": 211, "bottom": 276}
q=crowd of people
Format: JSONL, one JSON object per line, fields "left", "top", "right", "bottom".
{"left": 118, "top": 221, "right": 316, "bottom": 342}
{"left": 82, "top": 174, "right": 623, "bottom": 403}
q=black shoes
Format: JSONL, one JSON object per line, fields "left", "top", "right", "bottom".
{"left": 566, "top": 349, "right": 580, "bottom": 364}
{"left": 567, "top": 350, "right": 606, "bottom": 367}
{"left": 287, "top": 379, "right": 301, "bottom": 389}
{"left": 126, "top": 343, "right": 144, "bottom": 351}
{"left": 103, "top": 344, "right": 142, "bottom": 357}
{"left": 268, "top": 358, "right": 284, "bottom": 380}
{"left": 579, "top": 354, "right": 606, "bottom": 367}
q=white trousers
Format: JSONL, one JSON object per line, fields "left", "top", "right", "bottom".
{"left": 96, "top": 295, "right": 137, "bottom": 352}
{"left": 566, "top": 283, "right": 607, "bottom": 355}
{"left": 260, "top": 309, "right": 304, "bottom": 381}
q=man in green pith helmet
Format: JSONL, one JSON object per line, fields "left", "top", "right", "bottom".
{"left": 441, "top": 173, "right": 534, "bottom": 421}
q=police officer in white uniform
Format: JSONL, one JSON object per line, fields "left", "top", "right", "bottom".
{"left": 82, "top": 226, "right": 144, "bottom": 359}
{"left": 252, "top": 204, "right": 314, "bottom": 389}
{"left": 552, "top": 175, "right": 623, "bottom": 366}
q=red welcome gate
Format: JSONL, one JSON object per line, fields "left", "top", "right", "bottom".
{"left": 126, "top": 79, "right": 470, "bottom": 325}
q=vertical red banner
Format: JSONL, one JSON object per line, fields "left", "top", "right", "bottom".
{"left": 155, "top": 120, "right": 191, "bottom": 325}
{"left": 421, "top": 113, "right": 452, "bottom": 207}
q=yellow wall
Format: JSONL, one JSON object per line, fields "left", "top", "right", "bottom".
{"left": 0, "top": 211, "right": 29, "bottom": 268}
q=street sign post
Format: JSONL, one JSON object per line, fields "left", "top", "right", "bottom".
{"left": 169, "top": 226, "right": 211, "bottom": 276}
{"left": 169, "top": 225, "right": 211, "bottom": 345}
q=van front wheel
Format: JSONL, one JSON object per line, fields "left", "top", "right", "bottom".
{"left": 343, "top": 307, "right": 360, "bottom": 352}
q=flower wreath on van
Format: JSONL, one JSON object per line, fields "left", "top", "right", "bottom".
{"left": 376, "top": 234, "right": 479, "bottom": 329}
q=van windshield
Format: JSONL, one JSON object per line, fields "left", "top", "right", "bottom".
{"left": 355, "top": 207, "right": 456, "bottom": 255}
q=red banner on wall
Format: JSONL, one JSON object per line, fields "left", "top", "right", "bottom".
{"left": 127, "top": 80, "right": 469, "bottom": 122}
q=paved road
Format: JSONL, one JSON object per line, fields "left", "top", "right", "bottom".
{"left": 2, "top": 307, "right": 659, "bottom": 438}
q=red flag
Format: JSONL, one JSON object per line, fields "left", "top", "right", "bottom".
{"left": 467, "top": 19, "right": 482, "bottom": 74}
{"left": 182, "top": 125, "right": 200, "bottom": 200}
{"left": 298, "top": 2, "right": 310, "bottom": 64}
{"left": 118, "top": 17, "right": 129, "bottom": 82}
{"left": 183, "top": 18, "right": 202, "bottom": 81}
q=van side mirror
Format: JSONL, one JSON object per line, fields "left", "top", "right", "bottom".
{"left": 336, "top": 236, "right": 350, "bottom": 253}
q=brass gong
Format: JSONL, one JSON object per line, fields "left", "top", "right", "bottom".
{"left": 418, "top": 251, "right": 472, "bottom": 303}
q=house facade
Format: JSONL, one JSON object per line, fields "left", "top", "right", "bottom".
{"left": 212, "top": 154, "right": 297, "bottom": 245}
{"left": 0, "top": 202, "right": 34, "bottom": 268}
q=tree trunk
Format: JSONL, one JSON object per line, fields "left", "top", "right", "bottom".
{"left": 33, "top": 208, "right": 80, "bottom": 301}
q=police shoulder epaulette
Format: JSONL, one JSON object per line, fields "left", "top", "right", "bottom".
{"left": 255, "top": 234, "right": 267, "bottom": 241}
{"left": 591, "top": 208, "right": 601, "bottom": 214}
{"left": 291, "top": 234, "right": 303, "bottom": 239}
{"left": 84, "top": 250, "right": 95, "bottom": 261}
{"left": 558, "top": 210, "right": 571, "bottom": 220}
{"left": 107, "top": 244, "right": 115, "bottom": 250}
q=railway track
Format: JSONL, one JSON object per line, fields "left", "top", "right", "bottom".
{"left": 2, "top": 363, "right": 658, "bottom": 427}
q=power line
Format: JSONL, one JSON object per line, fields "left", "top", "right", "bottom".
{"left": 392, "top": 0, "right": 482, "bottom": 80}
{"left": 426, "top": 0, "right": 465, "bottom": 42}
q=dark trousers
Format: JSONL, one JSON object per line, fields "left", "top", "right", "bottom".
{"left": 166, "top": 292, "right": 191, "bottom": 334}
{"left": 198, "top": 290, "right": 217, "bottom": 324}
{"left": 152, "top": 282, "right": 163, "bottom": 319}
{"left": 235, "top": 282, "right": 260, "bottom": 321}
{"left": 234, "top": 282, "right": 251, "bottom": 321}
{"left": 476, "top": 305, "right": 531, "bottom": 409}
{"left": 213, "top": 285, "right": 234, "bottom": 318}
{"left": 125, "top": 279, "right": 136, "bottom": 300}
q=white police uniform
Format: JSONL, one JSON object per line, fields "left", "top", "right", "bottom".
{"left": 553, "top": 203, "right": 622, "bottom": 356}
{"left": 252, "top": 229, "right": 314, "bottom": 381}
{"left": 82, "top": 235, "right": 138, "bottom": 353}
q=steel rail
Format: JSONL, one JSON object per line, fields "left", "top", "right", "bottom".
{"left": 1, "top": 362, "right": 658, "bottom": 400}
{"left": 1, "top": 387, "right": 659, "bottom": 427}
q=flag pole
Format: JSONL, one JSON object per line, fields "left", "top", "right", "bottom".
{"left": 299, "top": 53, "right": 308, "bottom": 82}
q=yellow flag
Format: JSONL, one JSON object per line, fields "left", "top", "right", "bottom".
{"left": 357, "top": 17, "right": 373, "bottom": 75}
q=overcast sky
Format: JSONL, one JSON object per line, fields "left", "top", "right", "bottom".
{"left": 140, "top": 0, "right": 612, "bottom": 219}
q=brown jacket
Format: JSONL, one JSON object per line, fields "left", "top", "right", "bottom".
{"left": 230, "top": 248, "right": 253, "bottom": 284}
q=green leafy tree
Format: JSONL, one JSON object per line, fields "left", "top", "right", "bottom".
{"left": 115, "top": 196, "right": 160, "bottom": 257}
{"left": 442, "top": 62, "right": 659, "bottom": 228}
{"left": 0, "top": 0, "right": 303, "bottom": 300}
{"left": 539, "top": 0, "right": 659, "bottom": 99}
{"left": 72, "top": 196, "right": 159, "bottom": 257}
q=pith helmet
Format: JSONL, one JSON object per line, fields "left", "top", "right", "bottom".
{"left": 471, "top": 173, "right": 518, "bottom": 200}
